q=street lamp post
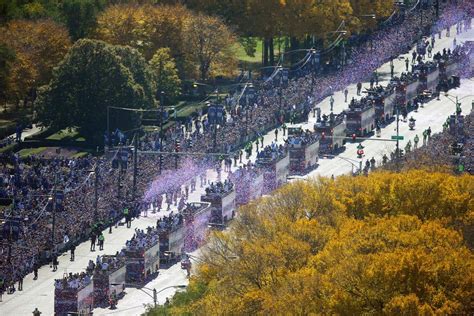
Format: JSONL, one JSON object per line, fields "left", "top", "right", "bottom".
{"left": 132, "top": 133, "right": 138, "bottom": 199}
{"left": 111, "top": 284, "right": 187, "bottom": 308}
{"left": 245, "top": 94, "right": 249, "bottom": 137}
{"left": 93, "top": 165, "right": 98, "bottom": 220}
{"left": 159, "top": 91, "right": 165, "bottom": 174}
{"left": 51, "top": 173, "right": 58, "bottom": 265}
{"left": 395, "top": 105, "right": 400, "bottom": 171}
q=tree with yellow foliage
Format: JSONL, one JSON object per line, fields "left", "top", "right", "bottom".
{"left": 0, "top": 19, "right": 71, "bottom": 104}
{"left": 95, "top": 3, "right": 237, "bottom": 80}
{"left": 95, "top": 4, "right": 189, "bottom": 61}
{"left": 145, "top": 170, "right": 474, "bottom": 315}
{"left": 314, "top": 215, "right": 473, "bottom": 314}
{"left": 183, "top": 13, "right": 237, "bottom": 81}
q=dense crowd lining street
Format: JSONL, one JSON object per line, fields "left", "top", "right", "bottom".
{"left": 1, "top": 2, "right": 474, "bottom": 315}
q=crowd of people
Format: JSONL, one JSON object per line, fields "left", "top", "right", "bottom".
{"left": 287, "top": 129, "right": 319, "bottom": 147}
{"left": 54, "top": 272, "right": 91, "bottom": 291}
{"left": 204, "top": 180, "right": 234, "bottom": 196}
{"left": 256, "top": 144, "right": 288, "bottom": 162}
{"left": 390, "top": 110, "right": 474, "bottom": 173}
{"left": 125, "top": 227, "right": 159, "bottom": 252}
{"left": 156, "top": 212, "right": 184, "bottom": 233}
{"left": 1, "top": 0, "right": 473, "bottom": 300}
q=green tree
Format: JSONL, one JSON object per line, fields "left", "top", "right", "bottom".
{"left": 149, "top": 47, "right": 181, "bottom": 102}
{"left": 60, "top": 0, "right": 105, "bottom": 40}
{"left": 36, "top": 39, "right": 155, "bottom": 141}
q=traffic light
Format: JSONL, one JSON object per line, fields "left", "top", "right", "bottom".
{"left": 352, "top": 134, "right": 356, "bottom": 141}
{"left": 159, "top": 155, "right": 164, "bottom": 166}
{"left": 175, "top": 140, "right": 181, "bottom": 152}
{"left": 357, "top": 143, "right": 365, "bottom": 158}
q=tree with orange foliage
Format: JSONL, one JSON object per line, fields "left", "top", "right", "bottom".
{"left": 145, "top": 170, "right": 474, "bottom": 315}
{"left": 0, "top": 19, "right": 71, "bottom": 104}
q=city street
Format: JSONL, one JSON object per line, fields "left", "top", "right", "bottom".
{"left": 1, "top": 20, "right": 473, "bottom": 316}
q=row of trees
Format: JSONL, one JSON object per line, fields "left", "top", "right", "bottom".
{"left": 94, "top": 4, "right": 237, "bottom": 80}
{"left": 148, "top": 170, "right": 474, "bottom": 315}
{"left": 186, "top": 0, "right": 395, "bottom": 65}
{"left": 0, "top": 0, "right": 399, "bottom": 108}
{"left": 0, "top": 3, "right": 237, "bottom": 138}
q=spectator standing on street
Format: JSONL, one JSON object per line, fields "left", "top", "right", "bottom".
{"left": 32, "top": 308, "right": 42, "bottom": 316}
{"left": 123, "top": 208, "right": 131, "bottom": 228}
{"left": 70, "top": 244, "right": 75, "bottom": 261}
{"left": 33, "top": 263, "right": 38, "bottom": 280}
{"left": 423, "top": 129, "right": 428, "bottom": 146}
{"left": 18, "top": 273, "right": 23, "bottom": 291}
{"left": 427, "top": 127, "right": 432, "bottom": 142}
{"left": 356, "top": 82, "right": 362, "bottom": 96}
{"left": 405, "top": 58, "right": 409, "bottom": 71}
{"left": 0, "top": 277, "right": 4, "bottom": 301}
{"left": 344, "top": 89, "right": 348, "bottom": 102}
{"left": 52, "top": 254, "right": 58, "bottom": 271}
{"left": 329, "top": 95, "right": 335, "bottom": 111}
{"left": 414, "top": 135, "right": 419, "bottom": 149}
{"left": 90, "top": 233, "right": 96, "bottom": 251}
{"left": 98, "top": 233, "right": 105, "bottom": 251}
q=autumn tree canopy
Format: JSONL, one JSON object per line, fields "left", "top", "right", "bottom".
{"left": 94, "top": 3, "right": 237, "bottom": 80}
{"left": 147, "top": 170, "right": 474, "bottom": 315}
{"left": 0, "top": 19, "right": 71, "bottom": 103}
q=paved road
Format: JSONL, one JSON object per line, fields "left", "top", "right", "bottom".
{"left": 1, "top": 21, "right": 473, "bottom": 316}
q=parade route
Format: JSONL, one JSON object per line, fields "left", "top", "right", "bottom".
{"left": 1, "top": 18, "right": 473, "bottom": 316}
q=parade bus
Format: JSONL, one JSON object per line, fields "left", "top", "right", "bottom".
{"left": 158, "top": 216, "right": 186, "bottom": 264}
{"left": 124, "top": 241, "right": 160, "bottom": 284}
{"left": 201, "top": 185, "right": 236, "bottom": 226}
{"left": 229, "top": 165, "right": 264, "bottom": 206}
{"left": 287, "top": 128, "right": 319, "bottom": 175}
{"left": 366, "top": 87, "right": 395, "bottom": 125}
{"left": 315, "top": 113, "right": 346, "bottom": 154}
{"left": 345, "top": 100, "right": 376, "bottom": 137}
{"left": 183, "top": 202, "right": 212, "bottom": 251}
{"left": 54, "top": 278, "right": 94, "bottom": 316}
{"left": 414, "top": 62, "right": 439, "bottom": 92}
{"left": 93, "top": 255, "right": 126, "bottom": 307}
{"left": 403, "top": 73, "right": 420, "bottom": 103}
{"left": 256, "top": 147, "right": 290, "bottom": 194}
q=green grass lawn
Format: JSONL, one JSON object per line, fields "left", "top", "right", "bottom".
{"left": 18, "top": 147, "right": 47, "bottom": 157}
{"left": 46, "top": 128, "right": 80, "bottom": 141}
{"left": 235, "top": 39, "right": 262, "bottom": 64}
{"left": 176, "top": 102, "right": 207, "bottom": 118}
{"left": 71, "top": 151, "right": 89, "bottom": 158}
